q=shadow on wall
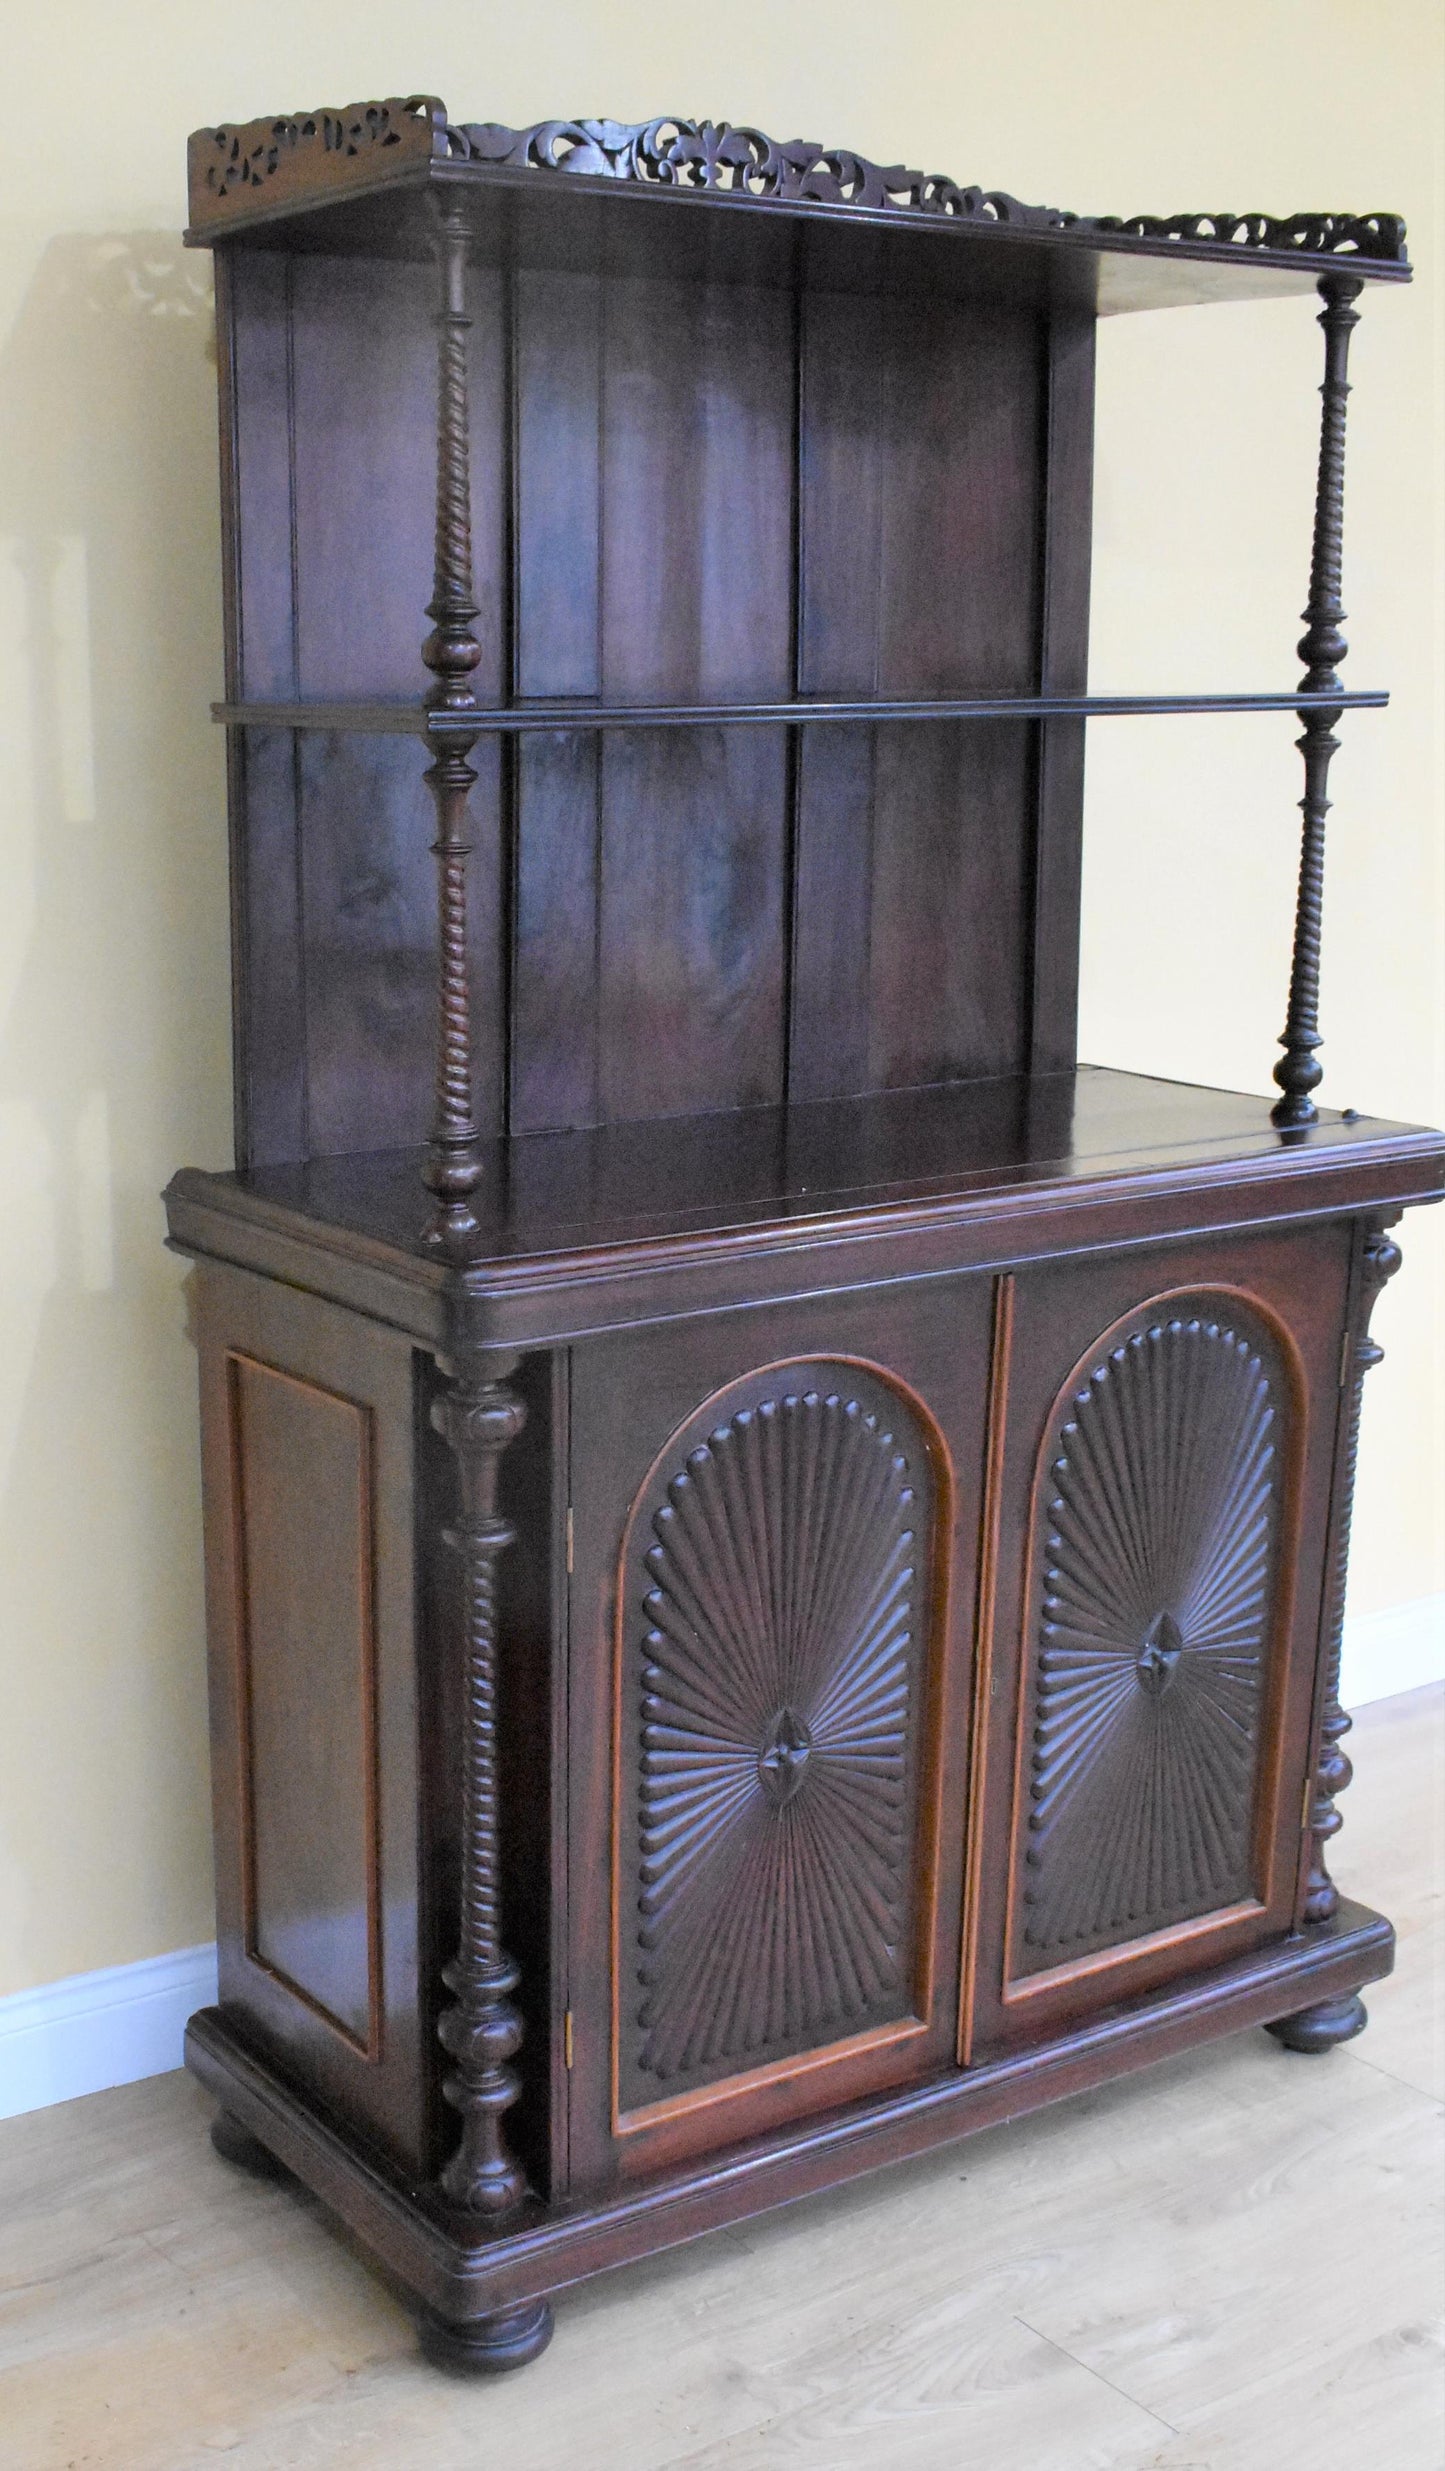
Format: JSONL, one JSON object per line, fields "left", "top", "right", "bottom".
{"left": 0, "top": 233, "right": 231, "bottom": 1990}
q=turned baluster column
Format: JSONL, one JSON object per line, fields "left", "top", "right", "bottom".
{"left": 1300, "top": 1218, "right": 1401, "bottom": 1922}
{"left": 1271, "top": 273, "right": 1364, "bottom": 1130}
{"left": 422, "top": 192, "right": 484, "bottom": 1244}
{"left": 432, "top": 1352, "right": 530, "bottom": 2215}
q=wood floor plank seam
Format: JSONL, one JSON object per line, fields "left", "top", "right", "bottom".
{"left": 1011, "top": 2312, "right": 1182, "bottom": 2438}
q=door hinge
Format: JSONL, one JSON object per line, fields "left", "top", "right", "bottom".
{"left": 566, "top": 1506, "right": 574, "bottom": 1575}
{"left": 1302, "top": 1771, "right": 1316, "bottom": 1834}
{"left": 1340, "top": 1330, "right": 1354, "bottom": 1390}
{"left": 563, "top": 2010, "right": 574, "bottom": 2071}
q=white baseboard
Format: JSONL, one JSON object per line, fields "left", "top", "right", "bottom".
{"left": 0, "top": 1942, "right": 217, "bottom": 2123}
{"left": 1341, "top": 1593, "right": 1445, "bottom": 1710}
{"left": 0, "top": 1595, "right": 1439, "bottom": 2125}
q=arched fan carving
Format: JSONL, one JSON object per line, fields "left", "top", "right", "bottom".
{"left": 624, "top": 1370, "right": 934, "bottom": 2098}
{"left": 1018, "top": 1311, "right": 1285, "bottom": 1971}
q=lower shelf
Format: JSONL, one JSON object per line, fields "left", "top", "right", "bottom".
{"left": 186, "top": 1895, "right": 1393, "bottom": 2333}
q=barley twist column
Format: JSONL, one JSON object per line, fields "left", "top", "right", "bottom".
{"left": 1271, "top": 272, "right": 1364, "bottom": 1130}
{"left": 1299, "top": 1218, "right": 1402, "bottom": 1925}
{"left": 432, "top": 1355, "right": 529, "bottom": 2215}
{"left": 421, "top": 191, "right": 484, "bottom": 1243}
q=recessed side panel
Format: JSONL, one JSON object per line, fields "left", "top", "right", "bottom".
{"left": 195, "top": 1264, "right": 428, "bottom": 2171}
{"left": 229, "top": 1352, "right": 378, "bottom": 2051}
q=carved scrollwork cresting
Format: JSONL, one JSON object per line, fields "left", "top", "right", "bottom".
{"left": 1272, "top": 274, "right": 1364, "bottom": 1130}
{"left": 1301, "top": 1220, "right": 1402, "bottom": 1924}
{"left": 453, "top": 120, "right": 1407, "bottom": 261}
{"left": 1081, "top": 208, "right": 1407, "bottom": 261}
{"left": 186, "top": 99, "right": 1409, "bottom": 264}
{"left": 432, "top": 1358, "right": 530, "bottom": 2215}
{"left": 421, "top": 196, "right": 484, "bottom": 1246}
{"left": 187, "top": 95, "right": 449, "bottom": 224}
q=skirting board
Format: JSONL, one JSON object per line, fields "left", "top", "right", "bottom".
{"left": 1340, "top": 1592, "right": 1445, "bottom": 1713}
{"left": 0, "top": 1943, "right": 217, "bottom": 2123}
{"left": 0, "top": 1600, "right": 1440, "bottom": 2124}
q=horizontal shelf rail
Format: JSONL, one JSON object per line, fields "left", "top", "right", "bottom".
{"left": 213, "top": 688, "right": 1390, "bottom": 736}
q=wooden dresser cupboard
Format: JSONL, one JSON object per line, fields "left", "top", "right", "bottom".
{"left": 164, "top": 98, "right": 1444, "bottom": 2370}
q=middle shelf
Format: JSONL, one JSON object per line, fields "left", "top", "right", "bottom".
{"left": 213, "top": 687, "right": 1389, "bottom": 736}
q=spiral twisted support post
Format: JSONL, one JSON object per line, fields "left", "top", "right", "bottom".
{"left": 431, "top": 1351, "right": 531, "bottom": 2220}
{"left": 1267, "top": 1214, "right": 1401, "bottom": 2059}
{"left": 421, "top": 192, "right": 485, "bottom": 1244}
{"left": 1298, "top": 1218, "right": 1402, "bottom": 1925}
{"left": 1271, "top": 272, "right": 1365, "bottom": 1131}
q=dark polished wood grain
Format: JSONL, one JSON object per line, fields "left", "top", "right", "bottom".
{"left": 165, "top": 1069, "right": 1444, "bottom": 1355}
{"left": 171, "top": 109, "right": 1437, "bottom": 2375}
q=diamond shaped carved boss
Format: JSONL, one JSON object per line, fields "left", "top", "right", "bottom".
{"left": 623, "top": 1369, "right": 938, "bottom": 2102}
{"left": 1020, "top": 1311, "right": 1287, "bottom": 1972}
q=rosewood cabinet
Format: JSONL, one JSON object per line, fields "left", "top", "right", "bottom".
{"left": 166, "top": 98, "right": 1442, "bottom": 2370}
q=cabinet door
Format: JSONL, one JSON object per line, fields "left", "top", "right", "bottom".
{"left": 566, "top": 1283, "right": 991, "bottom": 2190}
{"left": 962, "top": 1225, "right": 1351, "bottom": 2061}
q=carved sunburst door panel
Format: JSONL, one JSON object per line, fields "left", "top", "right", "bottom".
{"left": 615, "top": 1361, "right": 945, "bottom": 2120}
{"left": 1011, "top": 1304, "right": 1295, "bottom": 1986}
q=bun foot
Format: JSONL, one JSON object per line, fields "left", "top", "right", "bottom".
{"left": 418, "top": 2298, "right": 555, "bottom": 2375}
{"left": 1265, "top": 1992, "right": 1368, "bottom": 2054}
{"left": 210, "top": 2109, "right": 292, "bottom": 2179}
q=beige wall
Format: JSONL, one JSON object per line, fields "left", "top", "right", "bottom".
{"left": 1, "top": 2, "right": 1440, "bottom": 1998}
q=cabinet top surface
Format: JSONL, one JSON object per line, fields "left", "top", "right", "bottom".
{"left": 165, "top": 1069, "right": 1444, "bottom": 1347}
{"left": 186, "top": 97, "right": 1409, "bottom": 312}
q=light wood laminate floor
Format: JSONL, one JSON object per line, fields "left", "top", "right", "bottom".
{"left": 1, "top": 1687, "right": 1441, "bottom": 2471}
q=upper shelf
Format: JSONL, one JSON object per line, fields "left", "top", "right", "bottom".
{"left": 213, "top": 689, "right": 1391, "bottom": 737}
{"left": 185, "top": 98, "right": 1410, "bottom": 315}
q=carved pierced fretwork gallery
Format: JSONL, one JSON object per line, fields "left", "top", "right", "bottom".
{"left": 164, "top": 95, "right": 1441, "bottom": 2373}
{"left": 189, "top": 98, "right": 1409, "bottom": 267}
